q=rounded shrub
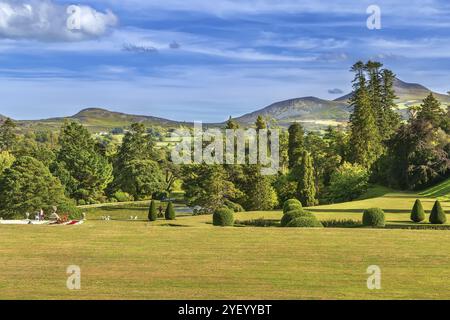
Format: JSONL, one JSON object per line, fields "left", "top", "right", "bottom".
{"left": 280, "top": 209, "right": 311, "bottom": 227}
{"left": 283, "top": 199, "right": 302, "bottom": 213}
{"left": 362, "top": 208, "right": 386, "bottom": 227}
{"left": 148, "top": 200, "right": 157, "bottom": 221}
{"left": 429, "top": 200, "right": 447, "bottom": 225}
{"left": 213, "top": 208, "right": 234, "bottom": 226}
{"left": 114, "top": 191, "right": 134, "bottom": 202}
{"left": 410, "top": 199, "right": 425, "bottom": 223}
{"left": 286, "top": 216, "right": 323, "bottom": 228}
{"left": 164, "top": 201, "right": 176, "bottom": 220}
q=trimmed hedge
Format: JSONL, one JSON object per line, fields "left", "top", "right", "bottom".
{"left": 286, "top": 216, "right": 323, "bottom": 228}
{"left": 283, "top": 199, "right": 302, "bottom": 213}
{"left": 164, "top": 201, "right": 176, "bottom": 220}
{"left": 429, "top": 200, "right": 447, "bottom": 225}
{"left": 362, "top": 208, "right": 386, "bottom": 227}
{"left": 213, "top": 208, "right": 234, "bottom": 226}
{"left": 148, "top": 200, "right": 157, "bottom": 221}
{"left": 280, "top": 209, "right": 311, "bottom": 227}
{"left": 410, "top": 199, "right": 425, "bottom": 223}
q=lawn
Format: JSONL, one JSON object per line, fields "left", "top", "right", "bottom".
{"left": 0, "top": 192, "right": 449, "bottom": 300}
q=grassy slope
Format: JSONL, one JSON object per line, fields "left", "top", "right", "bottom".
{"left": 0, "top": 192, "right": 449, "bottom": 300}
{"left": 420, "top": 178, "right": 450, "bottom": 200}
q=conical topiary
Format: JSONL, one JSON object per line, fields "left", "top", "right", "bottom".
{"left": 164, "top": 201, "right": 176, "bottom": 220}
{"left": 429, "top": 200, "right": 447, "bottom": 225}
{"left": 410, "top": 199, "right": 425, "bottom": 223}
{"left": 148, "top": 200, "right": 157, "bottom": 221}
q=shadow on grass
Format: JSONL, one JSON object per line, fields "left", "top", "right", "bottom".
{"left": 308, "top": 208, "right": 412, "bottom": 214}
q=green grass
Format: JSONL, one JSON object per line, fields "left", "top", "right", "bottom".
{"left": 0, "top": 192, "right": 449, "bottom": 300}
{"left": 420, "top": 178, "right": 450, "bottom": 201}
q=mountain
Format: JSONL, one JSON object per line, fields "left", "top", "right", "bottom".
{"left": 18, "top": 108, "right": 183, "bottom": 132}
{"left": 234, "top": 97, "right": 349, "bottom": 128}
{"left": 234, "top": 78, "right": 450, "bottom": 128}
{"left": 8, "top": 78, "right": 450, "bottom": 132}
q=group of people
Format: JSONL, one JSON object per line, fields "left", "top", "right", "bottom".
{"left": 25, "top": 209, "right": 46, "bottom": 221}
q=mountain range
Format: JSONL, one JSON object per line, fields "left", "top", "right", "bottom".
{"left": 5, "top": 78, "right": 450, "bottom": 132}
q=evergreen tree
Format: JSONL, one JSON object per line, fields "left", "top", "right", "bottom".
{"left": 164, "top": 201, "right": 176, "bottom": 220}
{"left": 240, "top": 165, "right": 278, "bottom": 211}
{"left": 348, "top": 61, "right": 383, "bottom": 169}
{"left": 225, "top": 116, "right": 240, "bottom": 130}
{"left": 380, "top": 69, "right": 401, "bottom": 139}
{"left": 255, "top": 115, "right": 267, "bottom": 130}
{"left": 288, "top": 123, "right": 304, "bottom": 169}
{"left": 0, "top": 118, "right": 17, "bottom": 152}
{"left": 417, "top": 93, "right": 445, "bottom": 129}
{"left": 295, "top": 151, "right": 317, "bottom": 207}
{"left": 429, "top": 200, "right": 447, "bottom": 224}
{"left": 410, "top": 199, "right": 425, "bottom": 223}
{"left": 365, "top": 61, "right": 383, "bottom": 129}
{"left": 148, "top": 200, "right": 157, "bottom": 221}
{"left": 0, "top": 156, "right": 73, "bottom": 219}
{"left": 53, "top": 121, "right": 113, "bottom": 202}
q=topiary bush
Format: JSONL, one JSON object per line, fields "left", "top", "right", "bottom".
{"left": 148, "top": 200, "right": 157, "bottom": 221}
{"left": 362, "top": 208, "right": 386, "bottom": 227}
{"left": 286, "top": 216, "right": 323, "bottom": 228}
{"left": 114, "top": 191, "right": 134, "bottom": 202}
{"left": 283, "top": 199, "right": 302, "bottom": 213}
{"left": 429, "top": 200, "right": 447, "bottom": 224}
{"left": 164, "top": 201, "right": 176, "bottom": 220}
{"left": 280, "top": 209, "right": 311, "bottom": 227}
{"left": 213, "top": 208, "right": 234, "bottom": 226}
{"left": 410, "top": 199, "right": 425, "bottom": 223}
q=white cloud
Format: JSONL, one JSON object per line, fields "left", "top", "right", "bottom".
{"left": 0, "top": 0, "right": 118, "bottom": 41}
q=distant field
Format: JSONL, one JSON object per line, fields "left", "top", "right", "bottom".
{"left": 0, "top": 192, "right": 449, "bottom": 300}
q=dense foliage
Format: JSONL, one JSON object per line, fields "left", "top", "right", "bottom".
{"left": 362, "top": 208, "right": 386, "bottom": 227}
{"left": 410, "top": 199, "right": 425, "bottom": 223}
{"left": 429, "top": 200, "right": 447, "bottom": 224}
{"left": 212, "top": 208, "right": 234, "bottom": 226}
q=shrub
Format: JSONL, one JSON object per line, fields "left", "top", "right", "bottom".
{"left": 114, "top": 191, "right": 134, "bottom": 202}
{"left": 410, "top": 199, "right": 425, "bottom": 223}
{"left": 283, "top": 199, "right": 302, "bottom": 213}
{"left": 429, "top": 200, "right": 447, "bottom": 224}
{"left": 148, "top": 200, "right": 158, "bottom": 221}
{"left": 225, "top": 200, "right": 245, "bottom": 213}
{"left": 212, "top": 208, "right": 234, "bottom": 226}
{"left": 327, "top": 162, "right": 369, "bottom": 202}
{"left": 234, "top": 218, "right": 279, "bottom": 227}
{"left": 280, "top": 209, "right": 311, "bottom": 227}
{"left": 55, "top": 203, "right": 82, "bottom": 220}
{"left": 362, "top": 208, "right": 386, "bottom": 227}
{"left": 286, "top": 216, "right": 323, "bottom": 228}
{"left": 164, "top": 201, "right": 176, "bottom": 220}
{"left": 321, "top": 219, "right": 362, "bottom": 228}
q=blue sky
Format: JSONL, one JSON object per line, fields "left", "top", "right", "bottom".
{"left": 0, "top": 0, "right": 449, "bottom": 122}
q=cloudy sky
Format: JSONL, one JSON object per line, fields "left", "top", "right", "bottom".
{"left": 0, "top": 0, "right": 449, "bottom": 122}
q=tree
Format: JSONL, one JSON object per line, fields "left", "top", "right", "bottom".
{"left": 295, "top": 151, "right": 317, "bottom": 207}
{"left": 53, "top": 122, "right": 113, "bottom": 202}
{"left": 182, "top": 164, "right": 241, "bottom": 214}
{"left": 240, "top": 165, "right": 278, "bottom": 211}
{"left": 255, "top": 115, "right": 267, "bottom": 130}
{"left": 410, "top": 199, "right": 425, "bottom": 223}
{"left": 327, "top": 162, "right": 369, "bottom": 202}
{"left": 148, "top": 200, "right": 157, "bottom": 221}
{"left": 429, "top": 200, "right": 447, "bottom": 224}
{"left": 380, "top": 69, "right": 401, "bottom": 139}
{"left": 0, "top": 156, "right": 72, "bottom": 219}
{"left": 0, "top": 151, "right": 15, "bottom": 176}
{"left": 348, "top": 61, "right": 383, "bottom": 169}
{"left": 288, "top": 123, "right": 304, "bottom": 169}
{"left": 0, "top": 118, "right": 17, "bottom": 151}
{"left": 165, "top": 201, "right": 176, "bottom": 220}
{"left": 225, "top": 116, "right": 240, "bottom": 130}
{"left": 115, "top": 160, "right": 165, "bottom": 200}
{"left": 417, "top": 93, "right": 445, "bottom": 129}
{"left": 112, "top": 122, "right": 158, "bottom": 194}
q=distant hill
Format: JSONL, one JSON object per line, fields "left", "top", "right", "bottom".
{"left": 6, "top": 78, "right": 450, "bottom": 132}
{"left": 234, "top": 78, "right": 450, "bottom": 128}
{"left": 17, "top": 108, "right": 183, "bottom": 132}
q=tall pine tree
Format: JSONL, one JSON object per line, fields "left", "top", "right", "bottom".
{"left": 348, "top": 61, "right": 383, "bottom": 169}
{"left": 288, "top": 123, "right": 304, "bottom": 169}
{"left": 295, "top": 151, "right": 317, "bottom": 207}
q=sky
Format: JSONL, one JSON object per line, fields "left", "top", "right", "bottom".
{"left": 0, "top": 0, "right": 449, "bottom": 122}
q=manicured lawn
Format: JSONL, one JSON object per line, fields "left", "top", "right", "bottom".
{"left": 0, "top": 193, "right": 449, "bottom": 300}
{"left": 420, "top": 178, "right": 450, "bottom": 201}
